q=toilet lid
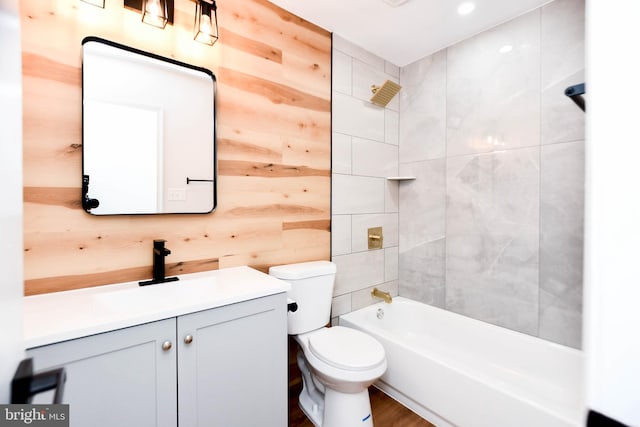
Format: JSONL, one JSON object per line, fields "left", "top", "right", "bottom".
{"left": 308, "top": 327, "right": 385, "bottom": 371}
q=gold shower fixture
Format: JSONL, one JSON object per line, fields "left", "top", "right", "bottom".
{"left": 370, "top": 80, "right": 402, "bottom": 107}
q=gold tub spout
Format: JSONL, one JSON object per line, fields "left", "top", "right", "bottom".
{"left": 371, "top": 287, "right": 392, "bottom": 303}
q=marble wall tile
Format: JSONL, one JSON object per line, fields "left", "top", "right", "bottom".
{"left": 352, "top": 138, "right": 398, "bottom": 178}
{"left": 541, "top": 0, "right": 585, "bottom": 91}
{"left": 399, "top": 50, "right": 447, "bottom": 162}
{"left": 330, "top": 36, "right": 402, "bottom": 319}
{"left": 332, "top": 132, "right": 351, "bottom": 174}
{"left": 332, "top": 174, "right": 385, "bottom": 215}
{"left": 445, "top": 148, "right": 540, "bottom": 335}
{"left": 385, "top": 110, "right": 399, "bottom": 146}
{"left": 385, "top": 247, "right": 399, "bottom": 282}
{"left": 541, "top": 0, "right": 585, "bottom": 145}
{"left": 539, "top": 141, "right": 584, "bottom": 348}
{"left": 332, "top": 49, "right": 352, "bottom": 95}
{"left": 331, "top": 294, "right": 352, "bottom": 318}
{"left": 399, "top": 159, "right": 446, "bottom": 248}
{"left": 539, "top": 289, "right": 582, "bottom": 348}
{"left": 398, "top": 158, "right": 446, "bottom": 307}
{"left": 390, "top": 0, "right": 584, "bottom": 346}
{"left": 445, "top": 285, "right": 539, "bottom": 335}
{"left": 385, "top": 180, "right": 399, "bottom": 213}
{"left": 351, "top": 213, "right": 399, "bottom": 252}
{"left": 446, "top": 11, "right": 541, "bottom": 157}
{"left": 399, "top": 237, "right": 446, "bottom": 308}
{"left": 333, "top": 250, "right": 386, "bottom": 296}
{"left": 331, "top": 214, "right": 352, "bottom": 256}
{"left": 333, "top": 91, "right": 385, "bottom": 142}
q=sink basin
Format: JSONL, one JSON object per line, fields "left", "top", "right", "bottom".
{"left": 93, "top": 276, "right": 219, "bottom": 313}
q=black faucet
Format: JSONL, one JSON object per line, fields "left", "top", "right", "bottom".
{"left": 139, "top": 239, "right": 179, "bottom": 286}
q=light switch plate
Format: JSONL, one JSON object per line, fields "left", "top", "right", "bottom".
{"left": 168, "top": 188, "right": 186, "bottom": 201}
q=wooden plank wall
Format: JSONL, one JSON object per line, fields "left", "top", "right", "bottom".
{"left": 21, "top": 0, "right": 331, "bottom": 295}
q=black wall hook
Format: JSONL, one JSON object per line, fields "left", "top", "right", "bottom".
{"left": 82, "top": 175, "right": 100, "bottom": 211}
{"left": 565, "top": 83, "right": 585, "bottom": 112}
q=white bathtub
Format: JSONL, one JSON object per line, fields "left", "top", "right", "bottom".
{"left": 339, "top": 297, "right": 585, "bottom": 427}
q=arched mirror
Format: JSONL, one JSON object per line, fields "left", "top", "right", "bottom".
{"left": 82, "top": 37, "right": 216, "bottom": 215}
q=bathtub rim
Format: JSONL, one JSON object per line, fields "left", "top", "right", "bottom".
{"left": 339, "top": 297, "right": 585, "bottom": 427}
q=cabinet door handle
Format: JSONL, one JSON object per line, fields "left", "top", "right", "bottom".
{"left": 184, "top": 335, "right": 193, "bottom": 345}
{"left": 162, "top": 340, "right": 172, "bottom": 351}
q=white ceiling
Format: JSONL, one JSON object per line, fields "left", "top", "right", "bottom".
{"left": 267, "top": 0, "right": 553, "bottom": 66}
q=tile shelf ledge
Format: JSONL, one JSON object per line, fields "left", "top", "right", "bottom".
{"left": 386, "top": 176, "right": 416, "bottom": 181}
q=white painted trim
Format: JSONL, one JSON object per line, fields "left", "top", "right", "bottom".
{"left": 584, "top": 1, "right": 640, "bottom": 424}
{"left": 0, "top": 0, "right": 24, "bottom": 404}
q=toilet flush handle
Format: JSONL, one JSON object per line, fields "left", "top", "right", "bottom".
{"left": 287, "top": 298, "right": 298, "bottom": 313}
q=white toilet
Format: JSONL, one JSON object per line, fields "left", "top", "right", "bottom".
{"left": 269, "top": 260, "right": 387, "bottom": 427}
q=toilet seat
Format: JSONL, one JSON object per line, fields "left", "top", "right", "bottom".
{"left": 308, "top": 326, "right": 385, "bottom": 371}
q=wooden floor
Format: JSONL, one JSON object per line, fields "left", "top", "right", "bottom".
{"left": 289, "top": 382, "right": 435, "bottom": 427}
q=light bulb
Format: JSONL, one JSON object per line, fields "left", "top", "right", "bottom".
{"left": 200, "top": 14, "right": 212, "bottom": 34}
{"left": 142, "top": 0, "right": 168, "bottom": 28}
{"left": 146, "top": 0, "right": 161, "bottom": 16}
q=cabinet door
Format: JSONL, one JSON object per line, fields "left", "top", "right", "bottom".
{"left": 177, "top": 294, "right": 287, "bottom": 427}
{"left": 27, "top": 318, "right": 177, "bottom": 427}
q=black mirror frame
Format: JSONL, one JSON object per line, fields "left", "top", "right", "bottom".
{"left": 81, "top": 36, "right": 217, "bottom": 215}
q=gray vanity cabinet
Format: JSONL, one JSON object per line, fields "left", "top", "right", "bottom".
{"left": 27, "top": 318, "right": 177, "bottom": 427}
{"left": 26, "top": 293, "right": 287, "bottom": 427}
{"left": 177, "top": 294, "right": 288, "bottom": 426}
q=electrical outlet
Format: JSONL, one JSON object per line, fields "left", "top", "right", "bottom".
{"left": 167, "top": 188, "right": 186, "bottom": 201}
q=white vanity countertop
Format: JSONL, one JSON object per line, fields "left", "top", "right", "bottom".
{"left": 24, "top": 266, "right": 290, "bottom": 349}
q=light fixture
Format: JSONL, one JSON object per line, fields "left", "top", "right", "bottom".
{"left": 142, "top": 0, "right": 169, "bottom": 28}
{"left": 457, "top": 1, "right": 475, "bottom": 15}
{"left": 194, "top": 0, "right": 219, "bottom": 46}
{"left": 80, "top": 0, "right": 105, "bottom": 8}
{"left": 97, "top": 0, "right": 218, "bottom": 47}
{"left": 123, "top": 0, "right": 175, "bottom": 28}
{"left": 498, "top": 45, "right": 513, "bottom": 54}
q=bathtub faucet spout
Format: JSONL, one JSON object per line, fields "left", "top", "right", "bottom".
{"left": 371, "top": 288, "right": 392, "bottom": 303}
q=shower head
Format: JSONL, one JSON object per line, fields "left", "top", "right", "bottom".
{"left": 370, "top": 80, "right": 402, "bottom": 107}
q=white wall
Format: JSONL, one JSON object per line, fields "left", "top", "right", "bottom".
{"left": 0, "top": 0, "right": 24, "bottom": 403}
{"left": 584, "top": 0, "right": 640, "bottom": 424}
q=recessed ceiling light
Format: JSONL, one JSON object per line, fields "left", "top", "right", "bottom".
{"left": 498, "top": 45, "right": 513, "bottom": 54}
{"left": 457, "top": 2, "right": 475, "bottom": 15}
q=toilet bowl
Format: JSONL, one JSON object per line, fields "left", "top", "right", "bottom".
{"left": 295, "top": 326, "right": 387, "bottom": 426}
{"left": 269, "top": 261, "right": 387, "bottom": 427}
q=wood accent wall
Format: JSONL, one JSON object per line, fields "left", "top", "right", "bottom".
{"left": 21, "top": 0, "right": 331, "bottom": 295}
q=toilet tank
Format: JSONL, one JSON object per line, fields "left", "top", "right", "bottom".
{"left": 269, "top": 261, "right": 337, "bottom": 335}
